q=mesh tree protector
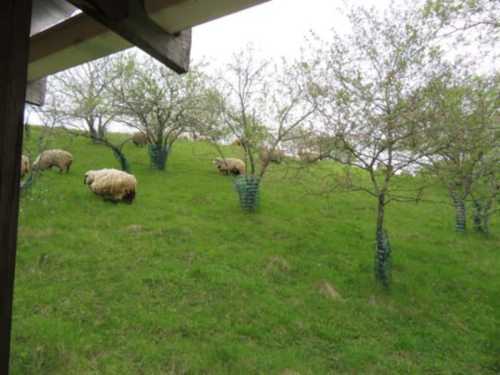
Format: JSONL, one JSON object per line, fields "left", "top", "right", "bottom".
{"left": 148, "top": 144, "right": 169, "bottom": 170}
{"left": 375, "top": 229, "right": 392, "bottom": 288}
{"left": 234, "top": 175, "right": 260, "bottom": 212}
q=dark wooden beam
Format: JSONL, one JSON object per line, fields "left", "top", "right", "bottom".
{"left": 0, "top": 0, "right": 33, "bottom": 373}
{"left": 67, "top": 0, "right": 191, "bottom": 73}
{"left": 28, "top": 0, "right": 270, "bottom": 81}
{"left": 68, "top": 0, "right": 129, "bottom": 21}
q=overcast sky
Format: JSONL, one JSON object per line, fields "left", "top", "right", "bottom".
{"left": 190, "top": 0, "right": 497, "bottom": 72}
{"left": 191, "top": 0, "right": 390, "bottom": 66}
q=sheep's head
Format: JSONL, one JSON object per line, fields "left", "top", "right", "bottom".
{"left": 84, "top": 170, "right": 97, "bottom": 185}
{"left": 213, "top": 158, "right": 224, "bottom": 167}
{"left": 123, "top": 190, "right": 136, "bottom": 204}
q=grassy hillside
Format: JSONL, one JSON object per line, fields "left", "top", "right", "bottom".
{"left": 12, "top": 129, "right": 500, "bottom": 374}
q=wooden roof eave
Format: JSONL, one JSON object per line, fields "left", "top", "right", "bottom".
{"left": 28, "top": 0, "right": 270, "bottom": 81}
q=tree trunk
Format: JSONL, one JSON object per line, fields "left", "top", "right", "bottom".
{"left": 148, "top": 143, "right": 169, "bottom": 170}
{"left": 89, "top": 126, "right": 100, "bottom": 143}
{"left": 472, "top": 200, "right": 482, "bottom": 232}
{"left": 111, "top": 145, "right": 130, "bottom": 172}
{"left": 374, "top": 193, "right": 391, "bottom": 288}
{"left": 97, "top": 123, "right": 106, "bottom": 141}
{"left": 473, "top": 199, "right": 491, "bottom": 235}
{"left": 94, "top": 138, "right": 130, "bottom": 172}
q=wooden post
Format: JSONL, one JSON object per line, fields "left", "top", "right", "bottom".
{"left": 0, "top": 0, "right": 33, "bottom": 373}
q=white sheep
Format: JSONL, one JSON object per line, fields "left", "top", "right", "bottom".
{"left": 84, "top": 168, "right": 137, "bottom": 203}
{"left": 132, "top": 132, "right": 148, "bottom": 147}
{"left": 213, "top": 157, "right": 246, "bottom": 176}
{"left": 33, "top": 149, "right": 73, "bottom": 173}
{"left": 298, "top": 150, "right": 320, "bottom": 163}
{"left": 259, "top": 147, "right": 284, "bottom": 164}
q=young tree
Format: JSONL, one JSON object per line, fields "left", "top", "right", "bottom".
{"left": 39, "top": 56, "right": 133, "bottom": 172}
{"left": 49, "top": 56, "right": 119, "bottom": 142}
{"left": 209, "top": 50, "right": 317, "bottom": 211}
{"left": 304, "top": 3, "right": 451, "bottom": 287}
{"left": 111, "top": 53, "right": 204, "bottom": 170}
{"left": 424, "top": 75, "right": 499, "bottom": 233}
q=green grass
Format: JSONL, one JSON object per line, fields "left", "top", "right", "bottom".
{"left": 11, "top": 129, "right": 500, "bottom": 374}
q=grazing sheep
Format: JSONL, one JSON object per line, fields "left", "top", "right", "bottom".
{"left": 132, "top": 132, "right": 148, "bottom": 147}
{"left": 213, "top": 157, "right": 246, "bottom": 176}
{"left": 33, "top": 149, "right": 73, "bottom": 173}
{"left": 84, "top": 168, "right": 137, "bottom": 203}
{"left": 260, "top": 147, "right": 284, "bottom": 164}
{"left": 298, "top": 150, "right": 320, "bottom": 163}
{"left": 20, "top": 155, "right": 30, "bottom": 177}
{"left": 178, "top": 133, "right": 191, "bottom": 141}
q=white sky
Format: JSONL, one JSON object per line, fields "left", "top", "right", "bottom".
{"left": 190, "top": 0, "right": 498, "bottom": 74}
{"left": 191, "top": 0, "right": 390, "bottom": 66}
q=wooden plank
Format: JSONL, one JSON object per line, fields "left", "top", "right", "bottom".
{"left": 67, "top": 0, "right": 191, "bottom": 73}
{"left": 68, "top": 0, "right": 128, "bottom": 21}
{"left": 145, "top": 0, "right": 270, "bottom": 34}
{"left": 29, "top": 12, "right": 191, "bottom": 80}
{"left": 0, "top": 1, "right": 33, "bottom": 373}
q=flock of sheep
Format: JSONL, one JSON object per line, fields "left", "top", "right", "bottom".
{"left": 20, "top": 149, "right": 137, "bottom": 203}
{"left": 20, "top": 136, "right": 299, "bottom": 204}
{"left": 19, "top": 149, "right": 254, "bottom": 204}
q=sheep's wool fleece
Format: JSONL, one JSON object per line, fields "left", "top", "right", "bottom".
{"left": 20, "top": 155, "right": 30, "bottom": 177}
{"left": 132, "top": 132, "right": 148, "bottom": 145}
{"left": 34, "top": 149, "right": 73, "bottom": 171}
{"left": 260, "top": 148, "right": 283, "bottom": 162}
{"left": 215, "top": 158, "right": 245, "bottom": 175}
{"left": 85, "top": 169, "right": 137, "bottom": 201}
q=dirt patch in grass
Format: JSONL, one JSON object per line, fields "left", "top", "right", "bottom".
{"left": 125, "top": 224, "right": 145, "bottom": 234}
{"left": 265, "top": 256, "right": 291, "bottom": 274}
{"left": 317, "top": 280, "right": 342, "bottom": 301}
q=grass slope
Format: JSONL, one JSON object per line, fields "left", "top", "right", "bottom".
{"left": 12, "top": 129, "right": 500, "bottom": 374}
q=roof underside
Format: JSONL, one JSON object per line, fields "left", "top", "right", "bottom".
{"left": 28, "top": 0, "right": 269, "bottom": 81}
{"left": 31, "top": 0, "right": 77, "bottom": 36}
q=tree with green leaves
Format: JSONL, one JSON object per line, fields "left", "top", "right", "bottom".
{"left": 111, "top": 53, "right": 205, "bottom": 170}
{"left": 423, "top": 74, "right": 499, "bottom": 233}
{"left": 303, "top": 3, "right": 452, "bottom": 287}
{"left": 49, "top": 56, "right": 119, "bottom": 142}
{"left": 40, "top": 55, "right": 133, "bottom": 172}
{"left": 207, "top": 49, "right": 317, "bottom": 211}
